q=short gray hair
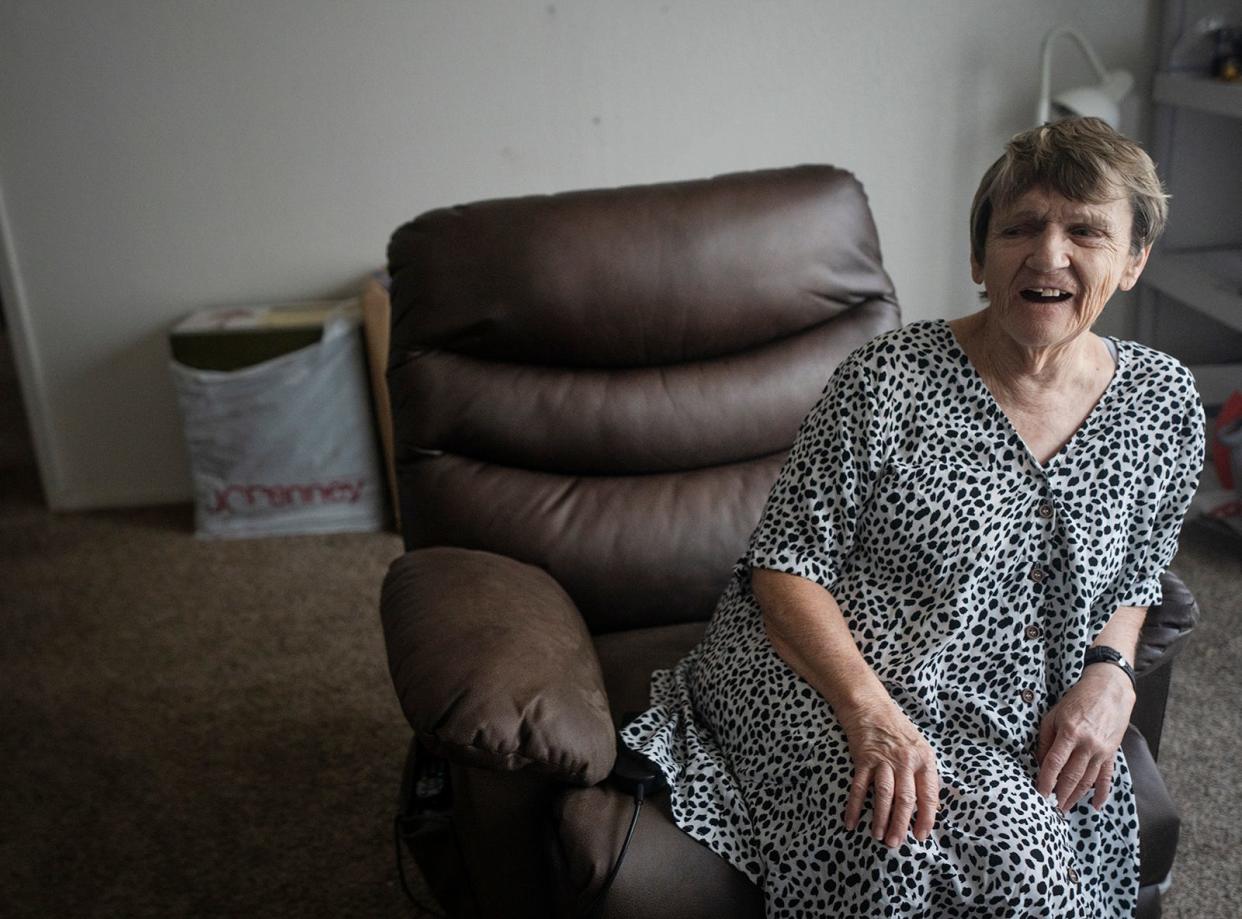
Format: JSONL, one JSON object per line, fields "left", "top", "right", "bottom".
{"left": 970, "top": 117, "right": 1168, "bottom": 265}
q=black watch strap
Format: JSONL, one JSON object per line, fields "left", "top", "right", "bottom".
{"left": 1083, "top": 645, "right": 1136, "bottom": 691}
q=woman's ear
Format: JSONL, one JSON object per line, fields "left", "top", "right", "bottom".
{"left": 1119, "top": 246, "right": 1151, "bottom": 291}
{"left": 970, "top": 255, "right": 984, "bottom": 285}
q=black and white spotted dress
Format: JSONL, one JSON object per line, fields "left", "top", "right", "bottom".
{"left": 620, "top": 319, "right": 1203, "bottom": 918}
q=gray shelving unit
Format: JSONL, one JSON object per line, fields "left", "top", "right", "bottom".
{"left": 1140, "top": 0, "right": 1242, "bottom": 523}
{"left": 1153, "top": 70, "right": 1242, "bottom": 117}
{"left": 1139, "top": 1, "right": 1242, "bottom": 409}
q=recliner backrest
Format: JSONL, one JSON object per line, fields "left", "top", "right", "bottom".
{"left": 386, "top": 165, "right": 899, "bottom": 633}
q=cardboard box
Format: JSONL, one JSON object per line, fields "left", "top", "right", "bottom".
{"left": 359, "top": 272, "right": 400, "bottom": 532}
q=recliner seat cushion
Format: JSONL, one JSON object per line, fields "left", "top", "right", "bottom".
{"left": 594, "top": 621, "right": 708, "bottom": 725}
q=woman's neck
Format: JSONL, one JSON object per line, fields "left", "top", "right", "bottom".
{"left": 949, "top": 312, "right": 1110, "bottom": 412}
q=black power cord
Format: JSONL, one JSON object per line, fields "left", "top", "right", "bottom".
{"left": 394, "top": 812, "right": 448, "bottom": 917}
{"left": 393, "top": 738, "right": 461, "bottom": 918}
{"left": 583, "top": 786, "right": 645, "bottom": 918}
{"left": 393, "top": 733, "right": 665, "bottom": 919}
{"left": 583, "top": 734, "right": 668, "bottom": 918}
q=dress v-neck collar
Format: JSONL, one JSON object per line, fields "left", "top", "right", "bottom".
{"left": 936, "top": 319, "right": 1126, "bottom": 474}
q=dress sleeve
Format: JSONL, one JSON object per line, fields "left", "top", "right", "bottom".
{"left": 743, "top": 352, "right": 887, "bottom": 590}
{"left": 1112, "top": 384, "right": 1205, "bottom": 609}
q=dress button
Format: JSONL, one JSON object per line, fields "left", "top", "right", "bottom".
{"left": 1020, "top": 688, "right": 1036, "bottom": 704}
{"left": 1028, "top": 565, "right": 1046, "bottom": 583}
{"left": 1025, "top": 624, "right": 1043, "bottom": 639}
{"left": 1067, "top": 865, "right": 1079, "bottom": 884}
{"left": 1037, "top": 501, "right": 1054, "bottom": 519}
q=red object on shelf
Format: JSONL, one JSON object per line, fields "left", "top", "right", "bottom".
{"left": 1213, "top": 390, "right": 1242, "bottom": 490}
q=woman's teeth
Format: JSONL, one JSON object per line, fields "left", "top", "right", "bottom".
{"left": 1020, "top": 288, "right": 1073, "bottom": 302}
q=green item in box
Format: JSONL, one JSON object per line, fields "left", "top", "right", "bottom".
{"left": 169, "top": 300, "right": 358, "bottom": 372}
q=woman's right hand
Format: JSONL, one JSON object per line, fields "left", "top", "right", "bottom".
{"left": 837, "top": 695, "right": 940, "bottom": 847}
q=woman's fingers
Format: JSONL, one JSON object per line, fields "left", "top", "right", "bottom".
{"left": 1053, "top": 749, "right": 1092, "bottom": 813}
{"left": 1042, "top": 728, "right": 1122, "bottom": 814}
{"left": 870, "top": 762, "right": 895, "bottom": 841}
{"left": 840, "top": 699, "right": 939, "bottom": 844}
{"left": 1063, "top": 769, "right": 1095, "bottom": 813}
{"left": 1036, "top": 673, "right": 1134, "bottom": 807}
{"left": 1091, "top": 757, "right": 1116, "bottom": 810}
{"left": 886, "top": 767, "right": 917, "bottom": 847}
{"left": 913, "top": 764, "right": 940, "bottom": 842}
{"left": 1036, "top": 727, "right": 1076, "bottom": 797}
{"left": 1049, "top": 750, "right": 1119, "bottom": 816}
{"left": 844, "top": 763, "right": 873, "bottom": 830}
{"left": 1066, "top": 752, "right": 1114, "bottom": 813}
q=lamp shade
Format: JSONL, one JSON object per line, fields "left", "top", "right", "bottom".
{"left": 1037, "top": 26, "right": 1133, "bottom": 130}
{"left": 1051, "top": 70, "right": 1134, "bottom": 129}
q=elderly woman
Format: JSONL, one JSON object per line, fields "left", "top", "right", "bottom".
{"left": 621, "top": 117, "right": 1204, "bottom": 917}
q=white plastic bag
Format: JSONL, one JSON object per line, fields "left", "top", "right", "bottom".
{"left": 170, "top": 310, "right": 385, "bottom": 538}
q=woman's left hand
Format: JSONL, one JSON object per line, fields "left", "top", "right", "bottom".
{"left": 1035, "top": 665, "right": 1136, "bottom": 813}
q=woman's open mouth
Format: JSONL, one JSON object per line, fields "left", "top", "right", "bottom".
{"left": 1020, "top": 287, "right": 1073, "bottom": 303}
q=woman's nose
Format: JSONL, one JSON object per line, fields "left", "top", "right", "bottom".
{"left": 1025, "top": 227, "right": 1071, "bottom": 271}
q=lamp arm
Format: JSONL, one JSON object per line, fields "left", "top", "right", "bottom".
{"left": 1037, "top": 25, "right": 1111, "bottom": 124}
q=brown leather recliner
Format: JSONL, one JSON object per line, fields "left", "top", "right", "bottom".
{"left": 380, "top": 166, "right": 1197, "bottom": 918}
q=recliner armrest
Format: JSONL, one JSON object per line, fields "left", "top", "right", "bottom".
{"left": 381, "top": 546, "right": 616, "bottom": 786}
{"left": 1134, "top": 570, "right": 1199, "bottom": 676}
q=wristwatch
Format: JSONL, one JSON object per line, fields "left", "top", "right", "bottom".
{"left": 1083, "top": 645, "right": 1136, "bottom": 691}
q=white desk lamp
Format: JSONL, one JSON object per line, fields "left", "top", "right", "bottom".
{"left": 1036, "top": 25, "right": 1133, "bottom": 129}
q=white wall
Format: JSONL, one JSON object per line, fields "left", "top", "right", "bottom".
{"left": 0, "top": 0, "right": 1156, "bottom": 510}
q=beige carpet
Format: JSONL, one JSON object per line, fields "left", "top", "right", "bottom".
{"left": 0, "top": 323, "right": 432, "bottom": 918}
{"left": 1153, "top": 522, "right": 1242, "bottom": 919}
{"left": 2, "top": 322, "right": 1239, "bottom": 917}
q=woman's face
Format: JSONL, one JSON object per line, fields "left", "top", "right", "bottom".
{"left": 970, "top": 185, "right": 1149, "bottom": 351}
